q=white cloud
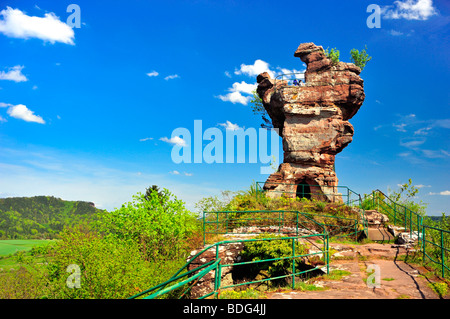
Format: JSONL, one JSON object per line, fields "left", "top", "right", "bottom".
{"left": 421, "top": 149, "right": 450, "bottom": 158}
{"left": 434, "top": 119, "right": 450, "bottom": 129}
{"left": 170, "top": 170, "right": 180, "bottom": 175}
{"left": 382, "top": 0, "right": 438, "bottom": 20}
{"left": 219, "top": 120, "right": 242, "bottom": 131}
{"left": 235, "top": 59, "right": 275, "bottom": 78}
{"left": 0, "top": 65, "right": 28, "bottom": 82}
{"left": 164, "top": 74, "right": 180, "bottom": 80}
{"left": 0, "top": 7, "right": 75, "bottom": 44}
{"left": 0, "top": 102, "right": 13, "bottom": 108}
{"left": 6, "top": 104, "right": 45, "bottom": 124}
{"left": 229, "top": 81, "right": 257, "bottom": 95}
{"left": 393, "top": 123, "right": 407, "bottom": 132}
{"left": 397, "top": 183, "right": 431, "bottom": 188}
{"left": 429, "top": 190, "right": 450, "bottom": 196}
{"left": 183, "top": 172, "right": 193, "bottom": 176}
{"left": 146, "top": 71, "right": 159, "bottom": 77}
{"left": 400, "top": 138, "right": 426, "bottom": 148}
{"left": 0, "top": 116, "right": 6, "bottom": 123}
{"left": 217, "top": 81, "right": 257, "bottom": 105}
{"left": 160, "top": 136, "right": 187, "bottom": 147}
{"left": 220, "top": 59, "right": 305, "bottom": 105}
{"left": 389, "top": 29, "right": 404, "bottom": 36}
{"left": 139, "top": 137, "right": 153, "bottom": 142}
{"left": 217, "top": 91, "right": 252, "bottom": 105}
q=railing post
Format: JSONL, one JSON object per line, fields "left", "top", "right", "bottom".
{"left": 404, "top": 206, "right": 407, "bottom": 231}
{"left": 409, "top": 210, "right": 412, "bottom": 237}
{"left": 324, "top": 233, "right": 329, "bottom": 274}
{"left": 441, "top": 230, "right": 445, "bottom": 278}
{"left": 216, "top": 212, "right": 219, "bottom": 234}
{"left": 292, "top": 238, "right": 296, "bottom": 290}
{"left": 226, "top": 212, "right": 229, "bottom": 234}
{"left": 203, "top": 211, "right": 206, "bottom": 246}
{"left": 422, "top": 226, "right": 426, "bottom": 263}
{"left": 214, "top": 264, "right": 222, "bottom": 298}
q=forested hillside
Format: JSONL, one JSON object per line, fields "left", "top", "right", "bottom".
{"left": 0, "top": 196, "right": 103, "bottom": 239}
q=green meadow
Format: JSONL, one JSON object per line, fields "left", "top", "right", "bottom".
{"left": 0, "top": 240, "right": 52, "bottom": 257}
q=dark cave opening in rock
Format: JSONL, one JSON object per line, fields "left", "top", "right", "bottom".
{"left": 296, "top": 182, "right": 311, "bottom": 200}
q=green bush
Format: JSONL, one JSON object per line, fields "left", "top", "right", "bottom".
{"left": 350, "top": 46, "right": 372, "bottom": 71}
{"left": 97, "top": 188, "right": 200, "bottom": 261}
{"left": 324, "top": 47, "right": 340, "bottom": 65}
{"left": 240, "top": 235, "right": 308, "bottom": 279}
{"left": 45, "top": 228, "right": 168, "bottom": 299}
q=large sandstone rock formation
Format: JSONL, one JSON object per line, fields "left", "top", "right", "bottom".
{"left": 257, "top": 42, "right": 365, "bottom": 202}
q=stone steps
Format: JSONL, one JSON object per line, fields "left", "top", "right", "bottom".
{"left": 363, "top": 209, "right": 396, "bottom": 242}
{"left": 367, "top": 226, "right": 395, "bottom": 242}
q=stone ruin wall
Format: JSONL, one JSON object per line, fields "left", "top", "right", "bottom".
{"left": 257, "top": 42, "right": 365, "bottom": 202}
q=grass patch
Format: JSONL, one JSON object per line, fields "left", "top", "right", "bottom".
{"left": 322, "top": 269, "right": 352, "bottom": 281}
{"left": 428, "top": 282, "right": 449, "bottom": 298}
{"left": 0, "top": 240, "right": 53, "bottom": 257}
{"left": 219, "top": 288, "right": 267, "bottom": 299}
{"left": 295, "top": 281, "right": 327, "bottom": 292}
{"left": 382, "top": 278, "right": 395, "bottom": 281}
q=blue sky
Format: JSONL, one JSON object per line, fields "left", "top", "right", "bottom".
{"left": 0, "top": 0, "right": 448, "bottom": 215}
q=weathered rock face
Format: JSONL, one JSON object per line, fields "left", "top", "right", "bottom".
{"left": 257, "top": 42, "right": 365, "bottom": 202}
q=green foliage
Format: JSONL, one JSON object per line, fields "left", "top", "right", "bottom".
{"left": 219, "top": 288, "right": 266, "bottom": 299}
{"left": 0, "top": 239, "right": 53, "bottom": 257}
{"left": 240, "top": 234, "right": 308, "bottom": 279}
{"left": 324, "top": 47, "right": 340, "bottom": 65}
{"left": 350, "top": 46, "right": 372, "bottom": 71}
{"left": 0, "top": 196, "right": 101, "bottom": 239}
{"left": 43, "top": 228, "right": 180, "bottom": 299}
{"left": 0, "top": 187, "right": 204, "bottom": 299}
{"left": 295, "top": 281, "right": 326, "bottom": 291}
{"left": 97, "top": 188, "right": 200, "bottom": 261}
{"left": 388, "top": 179, "right": 427, "bottom": 216}
{"left": 194, "top": 190, "right": 236, "bottom": 214}
{"left": 250, "top": 90, "right": 272, "bottom": 129}
{"left": 428, "top": 282, "right": 448, "bottom": 298}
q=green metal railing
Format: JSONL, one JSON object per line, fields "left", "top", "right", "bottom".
{"left": 422, "top": 225, "right": 450, "bottom": 278}
{"left": 370, "top": 190, "right": 423, "bottom": 242}
{"left": 256, "top": 181, "right": 361, "bottom": 206}
{"left": 202, "top": 210, "right": 363, "bottom": 245}
{"left": 129, "top": 231, "right": 330, "bottom": 299}
{"left": 129, "top": 185, "right": 449, "bottom": 300}
{"left": 369, "top": 189, "right": 449, "bottom": 278}
{"left": 254, "top": 182, "right": 369, "bottom": 238}
{"left": 273, "top": 72, "right": 306, "bottom": 95}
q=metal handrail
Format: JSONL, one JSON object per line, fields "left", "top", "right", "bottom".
{"left": 131, "top": 210, "right": 331, "bottom": 299}
{"left": 256, "top": 181, "right": 360, "bottom": 206}
{"left": 371, "top": 189, "right": 449, "bottom": 278}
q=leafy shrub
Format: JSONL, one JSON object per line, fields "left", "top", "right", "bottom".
{"left": 240, "top": 235, "right": 308, "bottom": 280}
{"left": 44, "top": 228, "right": 166, "bottom": 299}
{"left": 97, "top": 188, "right": 200, "bottom": 261}
{"left": 350, "top": 46, "right": 372, "bottom": 71}
{"left": 324, "top": 47, "right": 340, "bottom": 65}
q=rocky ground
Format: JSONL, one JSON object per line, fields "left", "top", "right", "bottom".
{"left": 265, "top": 242, "right": 448, "bottom": 299}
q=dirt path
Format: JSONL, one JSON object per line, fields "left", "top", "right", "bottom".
{"left": 266, "top": 243, "right": 446, "bottom": 299}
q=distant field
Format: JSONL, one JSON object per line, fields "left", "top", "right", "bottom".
{"left": 0, "top": 240, "right": 53, "bottom": 256}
